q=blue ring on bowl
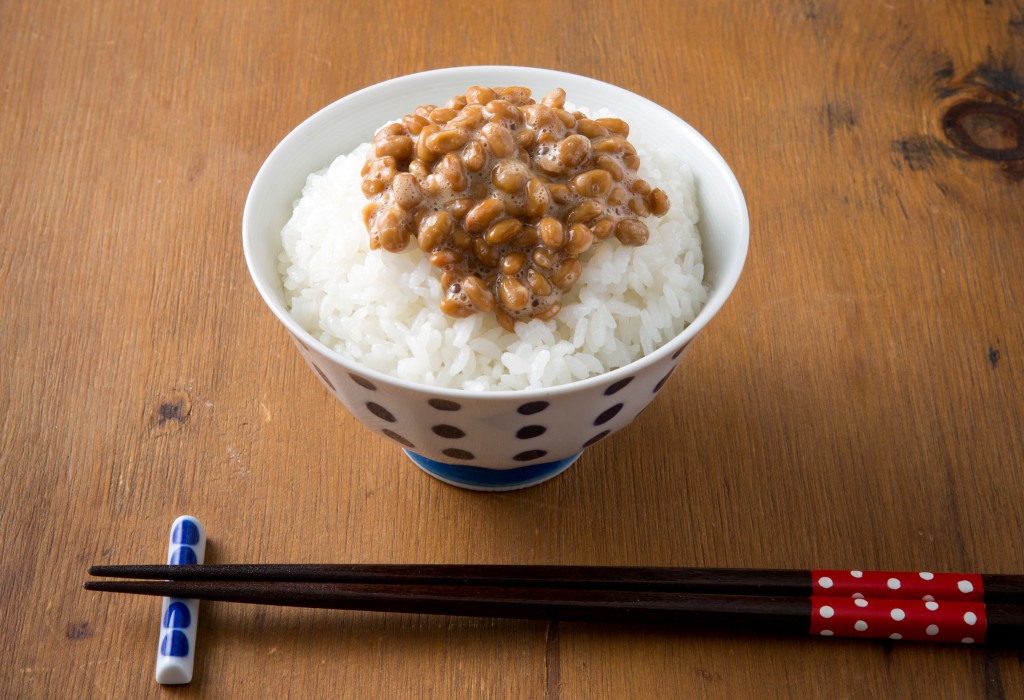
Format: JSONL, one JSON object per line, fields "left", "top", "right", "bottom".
{"left": 404, "top": 450, "right": 582, "bottom": 491}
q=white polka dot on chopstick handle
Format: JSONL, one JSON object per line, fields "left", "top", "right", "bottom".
{"left": 809, "top": 597, "right": 987, "bottom": 643}
{"left": 155, "top": 516, "right": 206, "bottom": 685}
{"left": 811, "top": 569, "right": 985, "bottom": 601}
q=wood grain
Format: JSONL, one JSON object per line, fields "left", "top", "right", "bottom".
{"left": 2, "top": 0, "right": 1023, "bottom": 697}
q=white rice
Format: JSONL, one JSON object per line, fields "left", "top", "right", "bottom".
{"left": 278, "top": 116, "right": 707, "bottom": 391}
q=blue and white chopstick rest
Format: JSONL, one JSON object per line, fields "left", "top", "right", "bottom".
{"left": 155, "top": 516, "right": 206, "bottom": 684}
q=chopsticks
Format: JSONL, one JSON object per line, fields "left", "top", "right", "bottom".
{"left": 85, "top": 564, "right": 1024, "bottom": 599}
{"left": 85, "top": 564, "right": 1024, "bottom": 645}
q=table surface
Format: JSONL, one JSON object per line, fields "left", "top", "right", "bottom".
{"left": 4, "top": 0, "right": 1024, "bottom": 697}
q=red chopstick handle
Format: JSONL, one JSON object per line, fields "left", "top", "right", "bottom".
{"left": 809, "top": 596, "right": 986, "bottom": 643}
{"left": 811, "top": 569, "right": 984, "bottom": 602}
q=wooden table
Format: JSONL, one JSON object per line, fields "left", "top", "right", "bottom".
{"left": 3, "top": 0, "right": 1023, "bottom": 697}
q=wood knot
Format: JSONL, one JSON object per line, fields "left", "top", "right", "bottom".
{"left": 941, "top": 101, "right": 1024, "bottom": 161}
{"left": 146, "top": 389, "right": 193, "bottom": 434}
{"left": 66, "top": 621, "right": 94, "bottom": 640}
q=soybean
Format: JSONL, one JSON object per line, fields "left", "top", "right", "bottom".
{"left": 360, "top": 85, "right": 673, "bottom": 325}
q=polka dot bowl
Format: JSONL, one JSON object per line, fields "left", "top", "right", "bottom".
{"left": 243, "top": 66, "right": 749, "bottom": 491}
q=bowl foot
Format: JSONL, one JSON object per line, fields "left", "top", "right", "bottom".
{"left": 403, "top": 450, "right": 582, "bottom": 491}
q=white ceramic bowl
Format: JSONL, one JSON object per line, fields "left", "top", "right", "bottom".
{"left": 243, "top": 66, "right": 748, "bottom": 490}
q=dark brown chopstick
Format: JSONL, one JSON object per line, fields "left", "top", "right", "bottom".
{"left": 83, "top": 577, "right": 1024, "bottom": 645}
{"left": 84, "top": 579, "right": 810, "bottom": 631}
{"left": 88, "top": 564, "right": 1024, "bottom": 603}
{"left": 89, "top": 564, "right": 810, "bottom": 595}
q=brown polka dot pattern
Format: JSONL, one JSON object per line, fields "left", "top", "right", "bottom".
{"left": 366, "top": 402, "right": 396, "bottom": 422}
{"left": 349, "top": 373, "right": 377, "bottom": 391}
{"left": 428, "top": 398, "right": 462, "bottom": 411}
{"left": 653, "top": 368, "right": 676, "bottom": 393}
{"left": 382, "top": 429, "right": 414, "bottom": 448}
{"left": 517, "top": 401, "right": 549, "bottom": 415}
{"left": 312, "top": 364, "right": 336, "bottom": 391}
{"left": 443, "top": 448, "right": 475, "bottom": 460}
{"left": 514, "top": 449, "right": 548, "bottom": 462}
{"left": 594, "top": 403, "right": 623, "bottom": 426}
{"left": 516, "top": 425, "right": 547, "bottom": 439}
{"left": 432, "top": 424, "right": 466, "bottom": 439}
{"left": 294, "top": 330, "right": 696, "bottom": 472}
{"left": 604, "top": 377, "right": 634, "bottom": 395}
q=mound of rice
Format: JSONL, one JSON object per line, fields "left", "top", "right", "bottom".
{"left": 278, "top": 116, "right": 707, "bottom": 391}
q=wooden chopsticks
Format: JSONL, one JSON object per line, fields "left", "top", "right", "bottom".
{"left": 85, "top": 564, "right": 1024, "bottom": 645}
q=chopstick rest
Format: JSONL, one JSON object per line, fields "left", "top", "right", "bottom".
{"left": 155, "top": 516, "right": 206, "bottom": 685}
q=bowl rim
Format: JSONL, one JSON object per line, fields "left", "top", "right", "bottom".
{"left": 243, "top": 64, "right": 749, "bottom": 401}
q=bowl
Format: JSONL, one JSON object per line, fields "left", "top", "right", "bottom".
{"left": 243, "top": 66, "right": 748, "bottom": 491}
